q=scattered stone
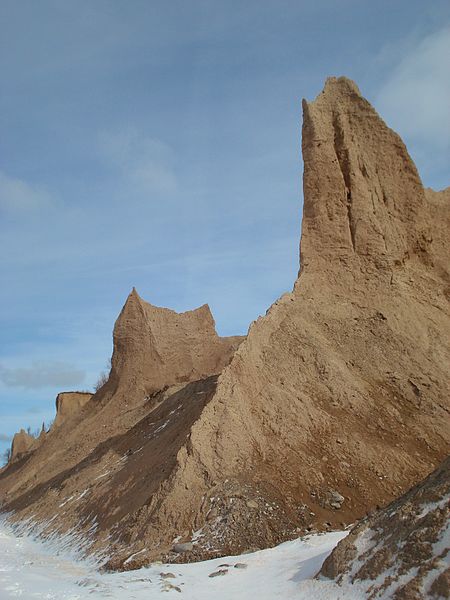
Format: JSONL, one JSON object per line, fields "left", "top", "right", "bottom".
{"left": 246, "top": 500, "right": 258, "bottom": 509}
{"left": 162, "top": 582, "right": 181, "bottom": 592}
{"left": 209, "top": 569, "right": 228, "bottom": 577}
{"left": 329, "top": 490, "right": 345, "bottom": 509}
{"left": 234, "top": 563, "right": 248, "bottom": 569}
{"left": 173, "top": 542, "right": 193, "bottom": 553}
{"left": 160, "top": 572, "right": 176, "bottom": 579}
{"left": 206, "top": 508, "right": 218, "bottom": 521}
{"left": 218, "top": 563, "right": 231, "bottom": 568}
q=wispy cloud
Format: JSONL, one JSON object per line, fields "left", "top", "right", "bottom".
{"left": 0, "top": 433, "right": 12, "bottom": 442}
{"left": 376, "top": 27, "right": 450, "bottom": 149}
{"left": 0, "top": 171, "right": 56, "bottom": 214}
{"left": 0, "top": 361, "right": 85, "bottom": 390}
{"left": 98, "top": 128, "right": 178, "bottom": 195}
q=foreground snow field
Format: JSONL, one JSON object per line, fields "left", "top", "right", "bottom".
{"left": 0, "top": 521, "right": 366, "bottom": 599}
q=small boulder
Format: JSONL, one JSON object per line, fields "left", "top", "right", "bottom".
{"left": 329, "top": 490, "right": 345, "bottom": 509}
{"left": 209, "top": 569, "right": 228, "bottom": 577}
{"left": 162, "top": 582, "right": 181, "bottom": 592}
{"left": 173, "top": 542, "right": 193, "bottom": 553}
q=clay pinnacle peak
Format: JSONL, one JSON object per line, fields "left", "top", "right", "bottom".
{"left": 302, "top": 76, "right": 362, "bottom": 109}
{"left": 323, "top": 76, "right": 361, "bottom": 96}
{"left": 119, "top": 287, "right": 146, "bottom": 318}
{"left": 198, "top": 303, "right": 213, "bottom": 315}
{"left": 127, "top": 287, "right": 144, "bottom": 303}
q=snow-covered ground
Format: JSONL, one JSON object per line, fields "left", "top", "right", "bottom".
{"left": 0, "top": 521, "right": 366, "bottom": 599}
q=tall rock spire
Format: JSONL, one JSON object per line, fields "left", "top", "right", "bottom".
{"left": 300, "top": 76, "right": 431, "bottom": 272}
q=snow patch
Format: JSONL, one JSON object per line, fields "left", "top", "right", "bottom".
{"left": 0, "top": 518, "right": 353, "bottom": 599}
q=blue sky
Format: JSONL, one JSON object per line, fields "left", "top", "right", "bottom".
{"left": 1, "top": 1, "right": 449, "bottom": 459}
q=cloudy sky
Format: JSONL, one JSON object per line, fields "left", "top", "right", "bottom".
{"left": 1, "top": 0, "right": 449, "bottom": 459}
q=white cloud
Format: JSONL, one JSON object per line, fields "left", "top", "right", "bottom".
{"left": 376, "top": 27, "right": 450, "bottom": 149}
{"left": 0, "top": 171, "right": 56, "bottom": 213}
{"left": 0, "top": 433, "right": 12, "bottom": 442}
{"left": 0, "top": 361, "right": 85, "bottom": 390}
{"left": 98, "top": 128, "right": 178, "bottom": 195}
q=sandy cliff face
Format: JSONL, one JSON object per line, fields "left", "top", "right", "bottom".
{"left": 54, "top": 392, "right": 93, "bottom": 429}
{"left": 109, "top": 288, "right": 243, "bottom": 400}
{"left": 0, "top": 77, "right": 448, "bottom": 568}
{"left": 424, "top": 186, "right": 450, "bottom": 279}
{"left": 319, "top": 456, "right": 450, "bottom": 599}
{"left": 300, "top": 78, "right": 432, "bottom": 269}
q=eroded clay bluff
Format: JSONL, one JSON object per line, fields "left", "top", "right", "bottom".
{"left": 0, "top": 77, "right": 448, "bottom": 569}
{"left": 53, "top": 392, "right": 93, "bottom": 429}
{"left": 10, "top": 430, "right": 36, "bottom": 462}
{"left": 319, "top": 455, "right": 450, "bottom": 599}
{"left": 6, "top": 393, "right": 92, "bottom": 465}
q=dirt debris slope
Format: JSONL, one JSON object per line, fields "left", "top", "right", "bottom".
{"left": 319, "top": 455, "right": 450, "bottom": 599}
{"left": 0, "top": 77, "right": 449, "bottom": 568}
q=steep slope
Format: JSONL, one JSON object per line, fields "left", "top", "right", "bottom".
{"left": 319, "top": 456, "right": 450, "bottom": 599}
{"left": 0, "top": 77, "right": 448, "bottom": 568}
